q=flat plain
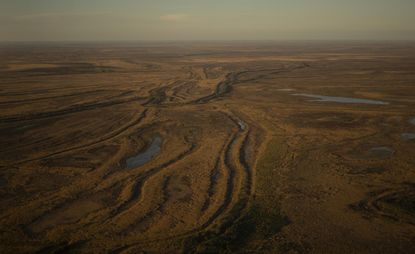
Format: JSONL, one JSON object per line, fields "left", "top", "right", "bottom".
{"left": 0, "top": 42, "right": 415, "bottom": 253}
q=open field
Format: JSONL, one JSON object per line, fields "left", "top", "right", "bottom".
{"left": 1, "top": 41, "right": 415, "bottom": 253}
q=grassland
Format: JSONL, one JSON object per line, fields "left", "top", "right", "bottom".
{"left": 0, "top": 41, "right": 415, "bottom": 253}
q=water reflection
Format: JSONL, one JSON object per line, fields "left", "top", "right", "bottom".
{"left": 126, "top": 136, "right": 162, "bottom": 169}
{"left": 401, "top": 133, "right": 415, "bottom": 141}
{"left": 292, "top": 93, "right": 389, "bottom": 105}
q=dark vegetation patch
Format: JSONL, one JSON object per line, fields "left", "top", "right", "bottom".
{"left": 184, "top": 137, "right": 289, "bottom": 253}
{"left": 348, "top": 167, "right": 388, "bottom": 175}
{"left": 13, "top": 63, "right": 119, "bottom": 76}
{"left": 35, "top": 240, "right": 86, "bottom": 254}
{"left": 183, "top": 200, "right": 289, "bottom": 253}
{"left": 350, "top": 183, "right": 415, "bottom": 224}
{"left": 288, "top": 112, "right": 364, "bottom": 129}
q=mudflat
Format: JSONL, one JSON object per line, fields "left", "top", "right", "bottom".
{"left": 1, "top": 41, "right": 415, "bottom": 253}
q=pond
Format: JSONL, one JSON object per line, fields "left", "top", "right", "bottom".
{"left": 125, "top": 136, "right": 162, "bottom": 169}
{"left": 292, "top": 93, "right": 389, "bottom": 105}
{"left": 401, "top": 133, "right": 415, "bottom": 141}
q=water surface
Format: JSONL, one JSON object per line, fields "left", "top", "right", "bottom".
{"left": 401, "top": 133, "right": 415, "bottom": 141}
{"left": 126, "top": 136, "right": 162, "bottom": 169}
{"left": 292, "top": 93, "right": 389, "bottom": 105}
{"left": 238, "top": 120, "right": 246, "bottom": 130}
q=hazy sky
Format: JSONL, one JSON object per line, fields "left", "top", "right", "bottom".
{"left": 1, "top": 0, "right": 415, "bottom": 41}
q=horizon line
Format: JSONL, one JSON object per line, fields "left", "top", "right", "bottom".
{"left": 1, "top": 38, "right": 415, "bottom": 44}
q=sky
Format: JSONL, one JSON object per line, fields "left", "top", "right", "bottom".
{"left": 1, "top": 0, "right": 415, "bottom": 41}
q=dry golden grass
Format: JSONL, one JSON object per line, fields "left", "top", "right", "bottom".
{"left": 0, "top": 42, "right": 415, "bottom": 253}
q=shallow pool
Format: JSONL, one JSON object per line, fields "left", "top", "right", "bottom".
{"left": 401, "top": 133, "right": 415, "bottom": 141}
{"left": 292, "top": 93, "right": 389, "bottom": 105}
{"left": 126, "top": 136, "right": 162, "bottom": 169}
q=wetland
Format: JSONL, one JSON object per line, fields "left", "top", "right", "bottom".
{"left": 1, "top": 42, "right": 415, "bottom": 253}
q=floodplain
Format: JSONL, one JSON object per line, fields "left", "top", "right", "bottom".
{"left": 0, "top": 42, "right": 415, "bottom": 253}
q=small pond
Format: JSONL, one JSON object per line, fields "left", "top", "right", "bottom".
{"left": 292, "top": 93, "right": 389, "bottom": 105}
{"left": 125, "top": 136, "right": 162, "bottom": 169}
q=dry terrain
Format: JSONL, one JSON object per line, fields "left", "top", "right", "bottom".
{"left": 1, "top": 42, "right": 415, "bottom": 253}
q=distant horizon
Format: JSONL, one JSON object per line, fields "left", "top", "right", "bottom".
{"left": 1, "top": 0, "right": 414, "bottom": 42}
{"left": 2, "top": 38, "right": 415, "bottom": 44}
{"left": 2, "top": 35, "right": 415, "bottom": 43}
